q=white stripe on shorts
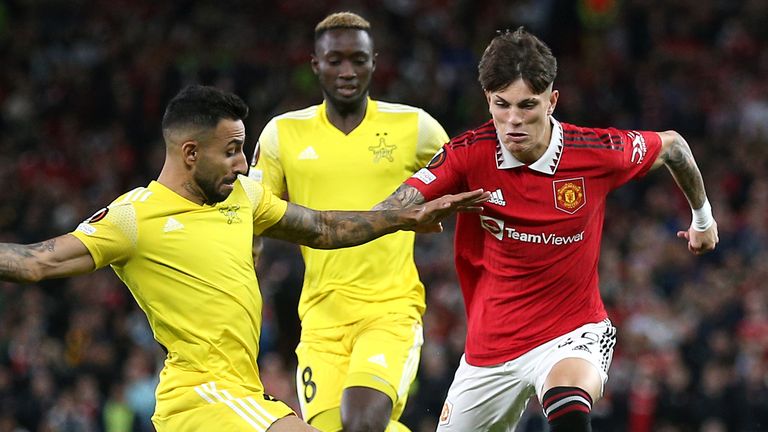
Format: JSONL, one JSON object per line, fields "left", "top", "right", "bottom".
{"left": 194, "top": 381, "right": 273, "bottom": 431}
{"left": 397, "top": 323, "right": 424, "bottom": 398}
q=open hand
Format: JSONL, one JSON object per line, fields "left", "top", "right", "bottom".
{"left": 406, "top": 189, "right": 490, "bottom": 233}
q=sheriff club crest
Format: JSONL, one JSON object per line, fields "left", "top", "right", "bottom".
{"left": 218, "top": 205, "right": 242, "bottom": 224}
{"left": 368, "top": 132, "right": 396, "bottom": 162}
{"left": 553, "top": 178, "right": 586, "bottom": 214}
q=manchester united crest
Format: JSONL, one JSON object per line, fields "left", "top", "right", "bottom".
{"left": 553, "top": 177, "right": 586, "bottom": 214}
{"left": 439, "top": 401, "right": 453, "bottom": 425}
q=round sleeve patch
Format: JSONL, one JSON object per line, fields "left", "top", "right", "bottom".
{"left": 85, "top": 207, "right": 109, "bottom": 223}
{"left": 427, "top": 148, "right": 446, "bottom": 169}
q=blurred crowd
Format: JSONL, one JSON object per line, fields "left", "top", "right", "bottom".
{"left": 0, "top": 0, "right": 767, "bottom": 431}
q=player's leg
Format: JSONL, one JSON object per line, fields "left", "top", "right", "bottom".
{"left": 295, "top": 325, "right": 351, "bottom": 432}
{"left": 341, "top": 313, "right": 423, "bottom": 432}
{"left": 534, "top": 320, "right": 617, "bottom": 432}
{"left": 341, "top": 386, "right": 393, "bottom": 431}
{"left": 436, "top": 355, "right": 535, "bottom": 431}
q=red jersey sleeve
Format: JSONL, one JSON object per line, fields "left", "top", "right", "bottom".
{"left": 404, "top": 139, "right": 467, "bottom": 200}
{"left": 609, "top": 128, "right": 662, "bottom": 189}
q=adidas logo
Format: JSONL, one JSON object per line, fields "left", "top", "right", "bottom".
{"left": 573, "top": 344, "right": 592, "bottom": 354}
{"left": 298, "top": 146, "right": 319, "bottom": 160}
{"left": 367, "top": 353, "right": 388, "bottom": 368}
{"left": 488, "top": 188, "right": 506, "bottom": 206}
{"left": 163, "top": 217, "right": 184, "bottom": 233}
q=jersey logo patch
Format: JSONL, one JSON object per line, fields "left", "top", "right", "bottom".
{"left": 439, "top": 400, "right": 453, "bottom": 425}
{"left": 480, "top": 215, "right": 505, "bottom": 240}
{"left": 427, "top": 148, "right": 446, "bottom": 169}
{"left": 248, "top": 168, "right": 263, "bottom": 183}
{"left": 85, "top": 207, "right": 109, "bottom": 223}
{"left": 573, "top": 344, "right": 592, "bottom": 354}
{"left": 298, "top": 146, "right": 319, "bottom": 160}
{"left": 369, "top": 132, "right": 396, "bottom": 162}
{"left": 553, "top": 177, "right": 586, "bottom": 214}
{"left": 218, "top": 205, "right": 242, "bottom": 224}
{"left": 628, "top": 131, "right": 647, "bottom": 164}
{"left": 488, "top": 188, "right": 506, "bottom": 206}
{"left": 412, "top": 168, "right": 436, "bottom": 185}
{"left": 367, "top": 354, "right": 388, "bottom": 368}
{"left": 76, "top": 223, "right": 96, "bottom": 236}
{"left": 163, "top": 217, "right": 184, "bottom": 233}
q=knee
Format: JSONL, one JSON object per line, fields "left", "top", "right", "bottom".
{"left": 340, "top": 387, "right": 393, "bottom": 432}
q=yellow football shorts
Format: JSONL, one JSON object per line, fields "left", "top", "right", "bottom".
{"left": 152, "top": 374, "right": 295, "bottom": 432}
{"left": 295, "top": 312, "right": 424, "bottom": 424}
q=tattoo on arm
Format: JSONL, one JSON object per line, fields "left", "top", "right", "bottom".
{"left": 661, "top": 133, "right": 707, "bottom": 208}
{"left": 262, "top": 203, "right": 404, "bottom": 249}
{"left": 373, "top": 184, "right": 426, "bottom": 210}
{"left": 0, "top": 239, "right": 56, "bottom": 282}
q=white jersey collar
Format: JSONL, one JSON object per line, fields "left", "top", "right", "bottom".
{"left": 496, "top": 116, "right": 564, "bottom": 175}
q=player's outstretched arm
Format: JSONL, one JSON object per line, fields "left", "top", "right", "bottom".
{"left": 372, "top": 184, "right": 427, "bottom": 210}
{"left": 652, "top": 130, "right": 719, "bottom": 255}
{"left": 0, "top": 234, "right": 96, "bottom": 283}
{"left": 261, "top": 189, "right": 489, "bottom": 249}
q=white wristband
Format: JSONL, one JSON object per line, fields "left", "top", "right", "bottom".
{"left": 691, "top": 199, "right": 714, "bottom": 232}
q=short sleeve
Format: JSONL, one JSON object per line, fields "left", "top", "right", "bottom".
{"left": 70, "top": 202, "right": 136, "bottom": 268}
{"left": 249, "top": 118, "right": 287, "bottom": 197}
{"left": 412, "top": 109, "right": 449, "bottom": 171}
{"left": 240, "top": 176, "right": 288, "bottom": 235}
{"left": 611, "top": 129, "right": 663, "bottom": 188}
{"left": 405, "top": 140, "right": 466, "bottom": 201}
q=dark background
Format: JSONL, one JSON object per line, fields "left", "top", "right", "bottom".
{"left": 0, "top": 0, "right": 767, "bottom": 431}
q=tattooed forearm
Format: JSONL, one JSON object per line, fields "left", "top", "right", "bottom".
{"left": 30, "top": 239, "right": 57, "bottom": 253}
{"left": 262, "top": 203, "right": 406, "bottom": 249}
{"left": 0, "top": 243, "right": 43, "bottom": 282}
{"left": 372, "top": 184, "right": 426, "bottom": 210}
{"left": 661, "top": 133, "right": 707, "bottom": 208}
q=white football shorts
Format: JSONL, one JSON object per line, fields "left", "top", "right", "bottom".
{"left": 437, "top": 319, "right": 616, "bottom": 431}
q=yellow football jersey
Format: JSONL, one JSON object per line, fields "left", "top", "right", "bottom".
{"left": 250, "top": 99, "right": 448, "bottom": 329}
{"left": 70, "top": 176, "right": 287, "bottom": 418}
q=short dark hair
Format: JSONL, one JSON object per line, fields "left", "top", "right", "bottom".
{"left": 161, "top": 85, "right": 249, "bottom": 134}
{"left": 314, "top": 11, "right": 371, "bottom": 41}
{"left": 478, "top": 27, "right": 557, "bottom": 94}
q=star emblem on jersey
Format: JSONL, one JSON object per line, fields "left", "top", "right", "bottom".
{"left": 367, "top": 353, "right": 388, "bottom": 368}
{"left": 163, "top": 217, "right": 184, "bottom": 232}
{"left": 369, "top": 132, "right": 396, "bottom": 162}
{"left": 488, "top": 188, "right": 506, "bottom": 206}
{"left": 553, "top": 177, "right": 586, "bottom": 214}
{"left": 218, "top": 205, "right": 242, "bottom": 224}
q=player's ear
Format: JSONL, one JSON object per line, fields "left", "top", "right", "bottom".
{"left": 182, "top": 141, "right": 199, "bottom": 165}
{"left": 547, "top": 89, "right": 559, "bottom": 115}
{"left": 310, "top": 54, "right": 320, "bottom": 76}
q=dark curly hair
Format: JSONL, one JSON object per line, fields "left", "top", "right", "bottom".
{"left": 478, "top": 27, "right": 557, "bottom": 94}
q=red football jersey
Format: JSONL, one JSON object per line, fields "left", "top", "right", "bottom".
{"left": 406, "top": 118, "right": 662, "bottom": 366}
